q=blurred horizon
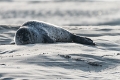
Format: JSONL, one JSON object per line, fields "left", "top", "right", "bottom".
{"left": 0, "top": 0, "right": 120, "bottom": 26}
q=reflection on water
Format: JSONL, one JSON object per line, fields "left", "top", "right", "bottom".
{"left": 0, "top": 1, "right": 120, "bottom": 26}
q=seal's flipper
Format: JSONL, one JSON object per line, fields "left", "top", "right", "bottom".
{"left": 43, "top": 35, "right": 54, "bottom": 43}
{"left": 71, "top": 35, "right": 95, "bottom": 46}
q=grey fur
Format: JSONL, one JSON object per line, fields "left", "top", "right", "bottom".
{"left": 14, "top": 20, "right": 95, "bottom": 45}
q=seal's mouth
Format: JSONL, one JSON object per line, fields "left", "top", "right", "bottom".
{"left": 21, "top": 41, "right": 29, "bottom": 44}
{"left": 16, "top": 36, "right": 29, "bottom": 45}
{"left": 21, "top": 37, "right": 29, "bottom": 44}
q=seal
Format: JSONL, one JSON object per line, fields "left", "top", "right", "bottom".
{"left": 14, "top": 20, "right": 95, "bottom": 45}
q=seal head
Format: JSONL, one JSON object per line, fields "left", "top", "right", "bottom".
{"left": 15, "top": 28, "right": 32, "bottom": 45}
{"left": 14, "top": 26, "right": 54, "bottom": 45}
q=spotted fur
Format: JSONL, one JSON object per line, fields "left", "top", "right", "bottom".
{"left": 14, "top": 20, "right": 95, "bottom": 45}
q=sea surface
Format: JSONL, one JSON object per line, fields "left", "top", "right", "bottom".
{"left": 0, "top": 0, "right": 120, "bottom": 26}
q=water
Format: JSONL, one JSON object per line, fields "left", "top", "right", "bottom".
{"left": 0, "top": 1, "right": 120, "bottom": 26}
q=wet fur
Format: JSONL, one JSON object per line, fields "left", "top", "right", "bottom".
{"left": 14, "top": 21, "right": 95, "bottom": 46}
